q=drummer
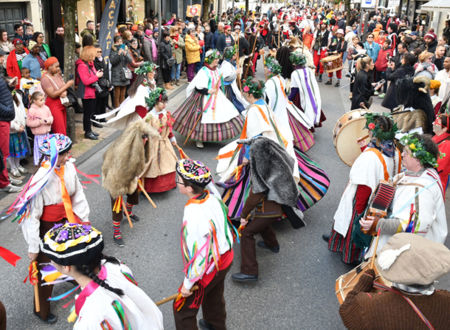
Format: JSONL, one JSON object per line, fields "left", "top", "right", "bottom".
{"left": 325, "top": 29, "right": 346, "bottom": 87}
{"left": 339, "top": 233, "right": 450, "bottom": 329}
{"left": 324, "top": 113, "right": 401, "bottom": 265}
{"left": 359, "top": 133, "right": 447, "bottom": 255}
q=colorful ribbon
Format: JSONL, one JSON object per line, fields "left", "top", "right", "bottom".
{"left": 0, "top": 246, "right": 21, "bottom": 266}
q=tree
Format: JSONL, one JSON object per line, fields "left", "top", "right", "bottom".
{"left": 345, "top": 0, "right": 351, "bottom": 23}
{"left": 202, "top": 0, "right": 212, "bottom": 21}
{"left": 61, "top": 0, "right": 77, "bottom": 142}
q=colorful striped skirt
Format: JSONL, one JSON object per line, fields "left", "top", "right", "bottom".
{"left": 172, "top": 91, "right": 244, "bottom": 142}
{"left": 295, "top": 147, "right": 330, "bottom": 212}
{"left": 288, "top": 112, "right": 315, "bottom": 152}
{"left": 9, "top": 132, "right": 28, "bottom": 158}
{"left": 219, "top": 163, "right": 251, "bottom": 219}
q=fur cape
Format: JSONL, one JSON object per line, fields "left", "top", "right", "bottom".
{"left": 102, "top": 121, "right": 159, "bottom": 199}
{"left": 245, "top": 137, "right": 299, "bottom": 207}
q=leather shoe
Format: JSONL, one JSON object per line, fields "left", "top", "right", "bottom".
{"left": 257, "top": 241, "right": 280, "bottom": 253}
{"left": 91, "top": 131, "right": 99, "bottom": 136}
{"left": 198, "top": 319, "right": 214, "bottom": 330}
{"left": 84, "top": 132, "right": 98, "bottom": 140}
{"left": 92, "top": 122, "right": 103, "bottom": 128}
{"left": 130, "top": 214, "right": 140, "bottom": 222}
{"left": 231, "top": 272, "right": 258, "bottom": 282}
{"left": 34, "top": 312, "right": 58, "bottom": 324}
{"left": 322, "top": 234, "right": 330, "bottom": 243}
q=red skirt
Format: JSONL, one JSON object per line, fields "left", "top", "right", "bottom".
{"left": 45, "top": 97, "right": 67, "bottom": 135}
{"left": 144, "top": 172, "right": 176, "bottom": 193}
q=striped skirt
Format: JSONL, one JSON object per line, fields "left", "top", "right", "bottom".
{"left": 288, "top": 112, "right": 315, "bottom": 152}
{"left": 9, "top": 132, "right": 28, "bottom": 158}
{"left": 172, "top": 91, "right": 244, "bottom": 142}
{"left": 295, "top": 147, "right": 330, "bottom": 212}
{"left": 219, "top": 163, "right": 251, "bottom": 219}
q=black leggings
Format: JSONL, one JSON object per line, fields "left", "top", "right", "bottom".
{"left": 81, "top": 98, "right": 96, "bottom": 133}
{"left": 162, "top": 67, "right": 171, "bottom": 83}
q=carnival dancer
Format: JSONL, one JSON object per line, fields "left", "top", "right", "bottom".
{"left": 173, "top": 159, "right": 237, "bottom": 330}
{"left": 311, "top": 20, "right": 330, "bottom": 82}
{"left": 95, "top": 62, "right": 158, "bottom": 129}
{"left": 288, "top": 50, "right": 326, "bottom": 129}
{"left": 359, "top": 133, "right": 447, "bottom": 256}
{"left": 325, "top": 114, "right": 402, "bottom": 265}
{"left": 264, "top": 56, "right": 315, "bottom": 151}
{"left": 12, "top": 134, "right": 90, "bottom": 324}
{"left": 102, "top": 121, "right": 159, "bottom": 246}
{"left": 231, "top": 137, "right": 300, "bottom": 283}
{"left": 40, "top": 223, "right": 164, "bottom": 329}
{"left": 172, "top": 49, "right": 243, "bottom": 149}
{"left": 340, "top": 233, "right": 450, "bottom": 329}
{"left": 219, "top": 46, "right": 249, "bottom": 113}
{"left": 141, "top": 88, "right": 178, "bottom": 193}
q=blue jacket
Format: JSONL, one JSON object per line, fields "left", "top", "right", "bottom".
{"left": 22, "top": 54, "right": 44, "bottom": 79}
{"left": 0, "top": 77, "right": 14, "bottom": 122}
{"left": 363, "top": 41, "right": 381, "bottom": 63}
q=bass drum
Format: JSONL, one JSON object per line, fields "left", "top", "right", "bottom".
{"left": 333, "top": 109, "right": 372, "bottom": 166}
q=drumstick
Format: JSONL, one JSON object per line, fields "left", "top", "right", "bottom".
{"left": 156, "top": 285, "right": 199, "bottom": 306}
{"left": 137, "top": 180, "right": 157, "bottom": 208}
{"left": 370, "top": 228, "right": 382, "bottom": 269}
{"left": 121, "top": 199, "right": 133, "bottom": 228}
{"left": 357, "top": 135, "right": 369, "bottom": 143}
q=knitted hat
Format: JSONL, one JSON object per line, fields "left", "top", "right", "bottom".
{"left": 289, "top": 49, "right": 307, "bottom": 66}
{"left": 204, "top": 49, "right": 221, "bottom": 64}
{"left": 223, "top": 46, "right": 236, "bottom": 60}
{"left": 264, "top": 56, "right": 282, "bottom": 75}
{"left": 424, "top": 33, "right": 435, "bottom": 40}
{"left": 176, "top": 159, "right": 212, "bottom": 187}
{"left": 377, "top": 233, "right": 450, "bottom": 285}
{"left": 39, "top": 134, "right": 72, "bottom": 156}
{"left": 40, "top": 223, "right": 104, "bottom": 266}
{"left": 135, "top": 61, "right": 158, "bottom": 75}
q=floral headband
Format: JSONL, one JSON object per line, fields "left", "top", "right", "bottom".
{"left": 135, "top": 61, "right": 158, "bottom": 75}
{"left": 264, "top": 56, "right": 282, "bottom": 75}
{"left": 364, "top": 112, "right": 397, "bottom": 142}
{"left": 400, "top": 134, "right": 439, "bottom": 168}
{"left": 289, "top": 50, "right": 307, "bottom": 66}
{"left": 145, "top": 87, "right": 166, "bottom": 109}
{"left": 223, "top": 46, "right": 236, "bottom": 60}
{"left": 242, "top": 79, "right": 264, "bottom": 99}
{"left": 205, "top": 49, "right": 221, "bottom": 64}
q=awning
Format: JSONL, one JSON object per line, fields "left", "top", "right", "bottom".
{"left": 421, "top": 0, "right": 450, "bottom": 9}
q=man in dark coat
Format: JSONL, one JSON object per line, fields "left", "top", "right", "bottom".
{"left": 50, "top": 27, "right": 65, "bottom": 72}
{"left": 0, "top": 77, "right": 21, "bottom": 193}
{"left": 215, "top": 25, "right": 234, "bottom": 52}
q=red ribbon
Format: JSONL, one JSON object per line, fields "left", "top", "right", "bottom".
{"left": 0, "top": 246, "right": 21, "bottom": 266}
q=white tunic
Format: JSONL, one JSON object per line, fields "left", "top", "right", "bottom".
{"left": 74, "top": 261, "right": 163, "bottom": 330}
{"left": 186, "top": 66, "right": 240, "bottom": 124}
{"left": 290, "top": 67, "right": 322, "bottom": 126}
{"left": 333, "top": 149, "right": 401, "bottom": 237}
{"left": 182, "top": 192, "right": 234, "bottom": 290}
{"left": 368, "top": 169, "right": 447, "bottom": 256}
{"left": 21, "top": 161, "right": 90, "bottom": 253}
{"left": 219, "top": 60, "right": 249, "bottom": 109}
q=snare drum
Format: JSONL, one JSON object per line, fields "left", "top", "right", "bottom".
{"left": 333, "top": 109, "right": 372, "bottom": 167}
{"left": 321, "top": 54, "right": 343, "bottom": 73}
{"left": 335, "top": 259, "right": 391, "bottom": 305}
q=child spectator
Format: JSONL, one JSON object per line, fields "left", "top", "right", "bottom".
{"left": 8, "top": 91, "right": 28, "bottom": 177}
{"left": 19, "top": 67, "right": 41, "bottom": 107}
{"left": 26, "top": 91, "right": 52, "bottom": 165}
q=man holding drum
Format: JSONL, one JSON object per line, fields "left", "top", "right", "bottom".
{"left": 311, "top": 21, "right": 331, "bottom": 83}
{"left": 325, "top": 29, "right": 346, "bottom": 87}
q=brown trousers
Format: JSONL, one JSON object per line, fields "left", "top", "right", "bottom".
{"left": 34, "top": 219, "right": 66, "bottom": 320}
{"left": 0, "top": 300, "right": 6, "bottom": 330}
{"left": 240, "top": 217, "right": 279, "bottom": 275}
{"left": 173, "top": 264, "right": 231, "bottom": 330}
{"left": 110, "top": 189, "right": 139, "bottom": 222}
{"left": 113, "top": 86, "right": 127, "bottom": 108}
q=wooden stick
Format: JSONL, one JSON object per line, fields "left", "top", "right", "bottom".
{"left": 183, "top": 112, "right": 203, "bottom": 145}
{"left": 370, "top": 228, "right": 382, "bottom": 269}
{"left": 357, "top": 134, "right": 370, "bottom": 143}
{"left": 121, "top": 198, "right": 133, "bottom": 228}
{"left": 137, "top": 180, "right": 157, "bottom": 208}
{"left": 156, "top": 285, "right": 199, "bottom": 306}
{"left": 244, "top": 32, "right": 258, "bottom": 79}
{"left": 34, "top": 283, "right": 40, "bottom": 312}
{"left": 236, "top": 36, "right": 242, "bottom": 92}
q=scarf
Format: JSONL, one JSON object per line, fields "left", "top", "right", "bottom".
{"left": 367, "top": 138, "right": 395, "bottom": 157}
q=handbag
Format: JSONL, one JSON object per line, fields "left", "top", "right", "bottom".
{"left": 123, "top": 67, "right": 132, "bottom": 79}
{"left": 167, "top": 57, "right": 176, "bottom": 67}
{"left": 45, "top": 74, "right": 71, "bottom": 107}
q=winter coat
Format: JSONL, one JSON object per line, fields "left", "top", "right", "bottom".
{"left": 0, "top": 77, "right": 14, "bottom": 122}
{"left": 75, "top": 59, "right": 98, "bottom": 99}
{"left": 158, "top": 39, "right": 173, "bottom": 69}
{"left": 215, "top": 33, "right": 234, "bottom": 52}
{"left": 142, "top": 36, "right": 157, "bottom": 62}
{"left": 382, "top": 64, "right": 415, "bottom": 110}
{"left": 185, "top": 34, "right": 201, "bottom": 64}
{"left": 110, "top": 45, "right": 132, "bottom": 87}
{"left": 50, "top": 35, "right": 64, "bottom": 71}
{"left": 204, "top": 32, "right": 214, "bottom": 52}
{"left": 6, "top": 49, "right": 30, "bottom": 89}
{"left": 26, "top": 103, "right": 53, "bottom": 135}
{"left": 426, "top": 39, "right": 438, "bottom": 54}
{"left": 351, "top": 70, "right": 373, "bottom": 110}
{"left": 374, "top": 47, "right": 393, "bottom": 72}
{"left": 171, "top": 35, "right": 184, "bottom": 64}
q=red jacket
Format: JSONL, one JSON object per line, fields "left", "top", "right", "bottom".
{"left": 75, "top": 59, "right": 98, "bottom": 99}
{"left": 6, "top": 48, "right": 30, "bottom": 89}
{"left": 374, "top": 47, "right": 393, "bottom": 72}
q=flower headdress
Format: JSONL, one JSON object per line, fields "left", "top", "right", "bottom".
{"left": 135, "top": 61, "right": 158, "bottom": 75}
{"left": 264, "top": 56, "right": 282, "bottom": 76}
{"left": 364, "top": 112, "right": 397, "bottom": 142}
{"left": 145, "top": 87, "right": 166, "bottom": 109}
{"left": 400, "top": 134, "right": 439, "bottom": 168}
{"left": 289, "top": 50, "right": 307, "bottom": 66}
{"left": 223, "top": 46, "right": 236, "bottom": 60}
{"left": 242, "top": 79, "right": 264, "bottom": 99}
{"left": 204, "top": 49, "right": 221, "bottom": 64}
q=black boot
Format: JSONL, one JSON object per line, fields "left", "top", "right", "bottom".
{"left": 335, "top": 80, "right": 341, "bottom": 87}
{"left": 325, "top": 78, "right": 332, "bottom": 85}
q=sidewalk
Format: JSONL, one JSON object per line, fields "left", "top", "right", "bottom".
{"left": 0, "top": 78, "right": 188, "bottom": 212}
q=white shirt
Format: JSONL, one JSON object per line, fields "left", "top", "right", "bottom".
{"left": 435, "top": 69, "right": 450, "bottom": 100}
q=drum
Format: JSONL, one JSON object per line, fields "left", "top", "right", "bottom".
{"left": 333, "top": 109, "right": 371, "bottom": 167}
{"left": 335, "top": 259, "right": 391, "bottom": 305}
{"left": 321, "top": 54, "right": 343, "bottom": 73}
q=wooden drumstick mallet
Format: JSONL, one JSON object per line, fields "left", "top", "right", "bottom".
{"left": 156, "top": 285, "right": 199, "bottom": 306}
{"left": 137, "top": 180, "right": 157, "bottom": 208}
{"left": 30, "top": 261, "right": 40, "bottom": 312}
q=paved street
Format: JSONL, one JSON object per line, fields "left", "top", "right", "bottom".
{"left": 1, "top": 62, "right": 449, "bottom": 330}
